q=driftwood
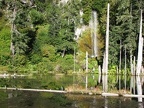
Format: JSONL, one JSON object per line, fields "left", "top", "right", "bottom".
{"left": 102, "top": 93, "right": 119, "bottom": 97}
{"left": 102, "top": 92, "right": 144, "bottom": 100}
{"left": 0, "top": 87, "right": 67, "bottom": 93}
{"left": 1, "top": 87, "right": 144, "bottom": 100}
{"left": 0, "top": 74, "right": 26, "bottom": 78}
{"left": 123, "top": 94, "right": 144, "bottom": 98}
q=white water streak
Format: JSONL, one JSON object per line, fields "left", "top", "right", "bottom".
{"left": 90, "top": 11, "right": 98, "bottom": 57}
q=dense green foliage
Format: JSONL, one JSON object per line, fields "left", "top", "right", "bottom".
{"left": 0, "top": 0, "right": 143, "bottom": 74}
{"left": 109, "top": 0, "right": 143, "bottom": 70}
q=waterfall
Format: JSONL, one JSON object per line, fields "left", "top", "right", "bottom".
{"left": 90, "top": 11, "right": 98, "bottom": 57}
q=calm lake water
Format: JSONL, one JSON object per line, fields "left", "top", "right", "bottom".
{"left": 0, "top": 73, "right": 143, "bottom": 108}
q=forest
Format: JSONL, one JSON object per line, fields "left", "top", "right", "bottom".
{"left": 0, "top": 0, "right": 143, "bottom": 74}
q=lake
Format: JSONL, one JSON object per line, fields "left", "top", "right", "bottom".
{"left": 0, "top": 73, "right": 143, "bottom": 108}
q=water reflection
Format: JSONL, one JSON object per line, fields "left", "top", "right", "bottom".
{"left": 72, "top": 101, "right": 78, "bottom": 108}
{"left": 136, "top": 75, "right": 143, "bottom": 102}
{"left": 130, "top": 76, "right": 136, "bottom": 94}
{"left": 0, "top": 89, "right": 140, "bottom": 108}
{"left": 104, "top": 97, "right": 108, "bottom": 108}
{"left": 0, "top": 74, "right": 143, "bottom": 107}
{"left": 138, "top": 103, "right": 143, "bottom": 108}
{"left": 119, "top": 74, "right": 121, "bottom": 90}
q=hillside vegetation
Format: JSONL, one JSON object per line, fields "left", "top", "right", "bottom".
{"left": 0, "top": 0, "right": 143, "bottom": 74}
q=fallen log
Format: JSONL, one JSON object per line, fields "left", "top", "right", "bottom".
{"left": 123, "top": 94, "right": 144, "bottom": 98}
{"left": 102, "top": 92, "right": 119, "bottom": 97}
{"left": 0, "top": 87, "right": 67, "bottom": 93}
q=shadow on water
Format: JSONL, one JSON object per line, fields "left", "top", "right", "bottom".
{"left": 0, "top": 73, "right": 143, "bottom": 108}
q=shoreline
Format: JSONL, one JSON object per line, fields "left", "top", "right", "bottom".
{"left": 0, "top": 87, "right": 142, "bottom": 99}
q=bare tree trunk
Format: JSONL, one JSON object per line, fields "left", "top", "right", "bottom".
{"left": 98, "top": 65, "right": 101, "bottom": 75}
{"left": 124, "top": 45, "right": 127, "bottom": 92}
{"left": 136, "top": 10, "right": 143, "bottom": 103}
{"left": 73, "top": 47, "right": 76, "bottom": 73}
{"left": 119, "top": 40, "right": 122, "bottom": 74}
{"left": 10, "top": 3, "right": 17, "bottom": 56}
{"left": 102, "top": 51, "right": 105, "bottom": 74}
{"left": 130, "top": 52, "right": 133, "bottom": 75}
{"left": 103, "top": 3, "right": 110, "bottom": 74}
{"left": 86, "top": 51, "right": 88, "bottom": 73}
{"left": 136, "top": 10, "right": 143, "bottom": 75}
{"left": 119, "top": 40, "right": 122, "bottom": 90}
{"left": 85, "top": 51, "right": 88, "bottom": 90}
{"left": 61, "top": 49, "right": 66, "bottom": 57}
{"left": 124, "top": 45, "right": 127, "bottom": 74}
{"left": 98, "top": 73, "right": 101, "bottom": 83}
{"left": 133, "top": 56, "right": 136, "bottom": 75}
{"left": 85, "top": 74, "right": 88, "bottom": 90}
{"left": 116, "top": 66, "right": 118, "bottom": 75}
{"left": 102, "top": 75, "right": 108, "bottom": 92}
